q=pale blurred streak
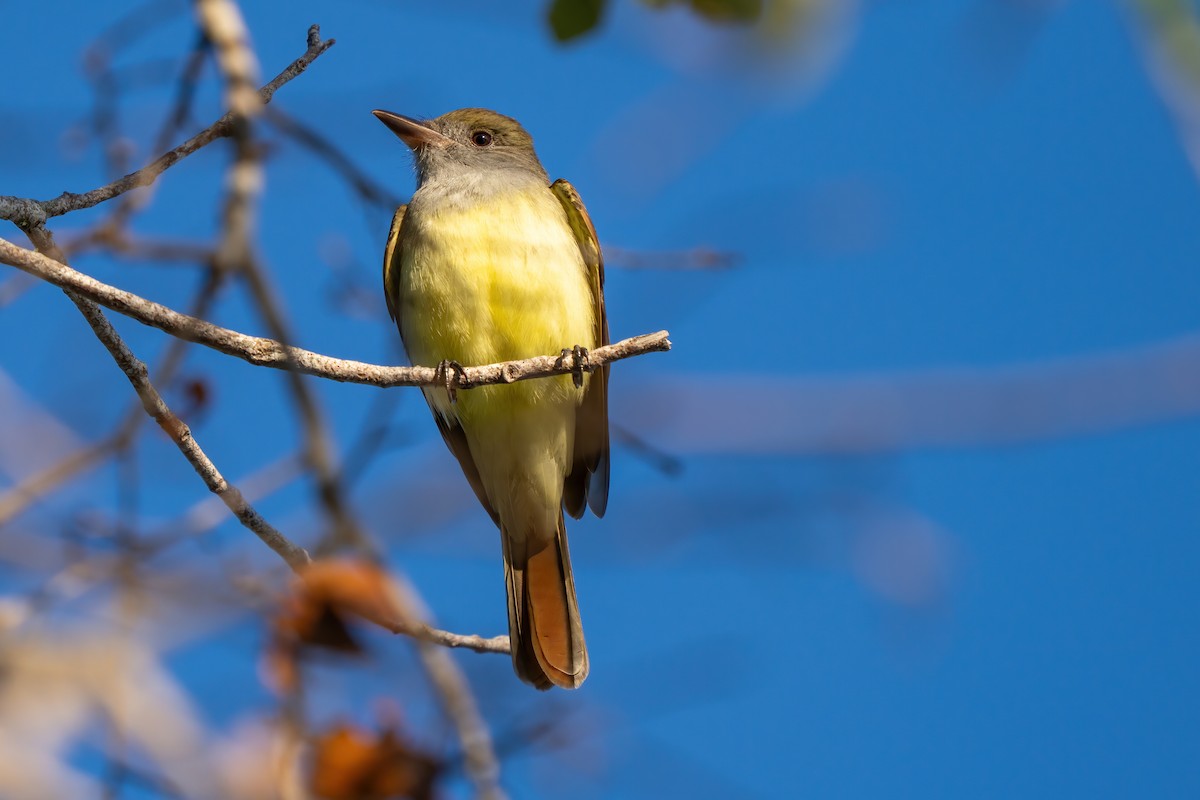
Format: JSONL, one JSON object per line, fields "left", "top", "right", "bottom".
{"left": 0, "top": 368, "right": 85, "bottom": 484}
{"left": 155, "top": 452, "right": 305, "bottom": 543}
{"left": 617, "top": 333, "right": 1200, "bottom": 453}
{"left": 0, "top": 626, "right": 216, "bottom": 799}
{"left": 210, "top": 718, "right": 305, "bottom": 800}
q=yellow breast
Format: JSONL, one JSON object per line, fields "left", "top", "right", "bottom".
{"left": 397, "top": 185, "right": 597, "bottom": 423}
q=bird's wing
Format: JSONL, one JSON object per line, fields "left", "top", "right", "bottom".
{"left": 382, "top": 204, "right": 407, "bottom": 326}
{"left": 383, "top": 202, "right": 500, "bottom": 526}
{"left": 550, "top": 179, "right": 610, "bottom": 519}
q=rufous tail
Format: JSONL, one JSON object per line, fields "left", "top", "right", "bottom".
{"left": 502, "top": 513, "right": 588, "bottom": 690}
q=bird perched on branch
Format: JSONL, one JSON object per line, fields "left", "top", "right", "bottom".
{"left": 375, "top": 107, "right": 609, "bottom": 689}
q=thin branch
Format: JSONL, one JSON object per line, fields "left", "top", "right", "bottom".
{"left": 0, "top": 265, "right": 227, "bottom": 527}
{"left": 415, "top": 642, "right": 507, "bottom": 800}
{"left": 265, "top": 107, "right": 404, "bottom": 211}
{"left": 0, "top": 436, "right": 122, "bottom": 527}
{"left": 406, "top": 624, "right": 511, "bottom": 655}
{"left": 614, "top": 423, "right": 684, "bottom": 476}
{"left": 22, "top": 225, "right": 311, "bottom": 571}
{"left": 70, "top": 289, "right": 311, "bottom": 570}
{"left": 0, "top": 25, "right": 334, "bottom": 229}
{"left": 239, "top": 251, "right": 365, "bottom": 552}
{"left": 102, "top": 30, "right": 211, "bottom": 231}
{"left": 385, "top": 578, "right": 507, "bottom": 800}
{"left": 64, "top": 229, "right": 215, "bottom": 264}
{"left": 0, "top": 236, "right": 673, "bottom": 388}
{"left": 194, "top": 0, "right": 261, "bottom": 121}
{"left": 195, "top": 0, "right": 264, "bottom": 274}
{"left": 149, "top": 451, "right": 305, "bottom": 548}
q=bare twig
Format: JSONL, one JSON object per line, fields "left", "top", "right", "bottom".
{"left": 0, "top": 436, "right": 123, "bottom": 528}
{"left": 149, "top": 451, "right": 305, "bottom": 547}
{"left": 0, "top": 265, "right": 227, "bottom": 528}
{"left": 614, "top": 423, "right": 684, "bottom": 476}
{"left": 0, "top": 25, "right": 334, "bottom": 229}
{"left": 239, "top": 252, "right": 365, "bottom": 551}
{"left": 266, "top": 107, "right": 404, "bottom": 211}
{"left": 195, "top": 0, "right": 264, "bottom": 274}
{"left": 71, "top": 289, "right": 311, "bottom": 571}
{"left": 415, "top": 643, "right": 507, "bottom": 800}
{"left": 0, "top": 236, "right": 673, "bottom": 388}
{"left": 385, "top": 578, "right": 507, "bottom": 800}
{"left": 194, "top": 0, "right": 261, "bottom": 121}
{"left": 64, "top": 229, "right": 215, "bottom": 264}
{"left": 21, "top": 225, "right": 311, "bottom": 572}
{"left": 192, "top": 3, "right": 362, "bottom": 554}
{"left": 406, "top": 624, "right": 511, "bottom": 655}
{"left": 102, "top": 30, "right": 211, "bottom": 231}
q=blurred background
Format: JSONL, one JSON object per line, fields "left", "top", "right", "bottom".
{"left": 3, "top": 0, "right": 1200, "bottom": 797}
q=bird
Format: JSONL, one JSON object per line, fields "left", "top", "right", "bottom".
{"left": 374, "top": 107, "right": 609, "bottom": 689}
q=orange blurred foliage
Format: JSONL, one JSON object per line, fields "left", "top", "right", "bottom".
{"left": 310, "top": 722, "right": 440, "bottom": 800}
{"left": 265, "top": 559, "right": 409, "bottom": 693}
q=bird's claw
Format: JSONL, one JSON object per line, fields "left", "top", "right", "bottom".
{"left": 435, "top": 359, "right": 466, "bottom": 403}
{"left": 559, "top": 345, "right": 591, "bottom": 389}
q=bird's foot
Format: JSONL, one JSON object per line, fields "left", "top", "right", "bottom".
{"left": 435, "top": 359, "right": 466, "bottom": 403}
{"left": 559, "top": 345, "right": 591, "bottom": 389}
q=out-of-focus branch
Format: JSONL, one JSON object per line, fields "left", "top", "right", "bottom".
{"left": 21, "top": 225, "right": 311, "bottom": 572}
{"left": 0, "top": 236, "right": 673, "bottom": 388}
{"left": 239, "top": 250, "right": 365, "bottom": 551}
{"left": 604, "top": 244, "right": 740, "bottom": 271}
{"left": 384, "top": 578, "right": 507, "bottom": 800}
{"left": 64, "top": 229, "right": 215, "bottom": 264}
{"left": 0, "top": 273, "right": 37, "bottom": 307}
{"left": 621, "top": 334, "right": 1200, "bottom": 454}
{"left": 0, "top": 265, "right": 226, "bottom": 527}
{"left": 0, "top": 25, "right": 334, "bottom": 229}
{"left": 415, "top": 642, "right": 506, "bottom": 799}
{"left": 193, "top": 3, "right": 362, "bottom": 553}
{"left": 194, "top": 0, "right": 261, "bottom": 121}
{"left": 0, "top": 436, "right": 123, "bottom": 528}
{"left": 67, "top": 290, "right": 312, "bottom": 570}
{"left": 102, "top": 31, "right": 211, "bottom": 232}
{"left": 266, "top": 107, "right": 404, "bottom": 211}
{"left": 195, "top": 0, "right": 263, "bottom": 274}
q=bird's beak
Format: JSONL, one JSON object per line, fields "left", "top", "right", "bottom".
{"left": 372, "top": 109, "right": 453, "bottom": 150}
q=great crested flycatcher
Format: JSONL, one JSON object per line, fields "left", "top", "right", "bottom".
{"left": 374, "top": 107, "right": 609, "bottom": 690}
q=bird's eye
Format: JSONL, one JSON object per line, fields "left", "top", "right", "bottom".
{"left": 470, "top": 130, "right": 494, "bottom": 147}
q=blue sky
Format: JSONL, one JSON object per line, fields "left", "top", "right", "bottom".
{"left": 3, "top": 1, "right": 1200, "bottom": 797}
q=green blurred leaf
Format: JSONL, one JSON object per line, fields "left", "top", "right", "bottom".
{"left": 548, "top": 0, "right": 607, "bottom": 42}
{"left": 690, "top": 0, "right": 763, "bottom": 24}
{"left": 1132, "top": 0, "right": 1200, "bottom": 87}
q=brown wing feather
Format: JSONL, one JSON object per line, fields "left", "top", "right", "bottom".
{"left": 382, "top": 204, "right": 407, "bottom": 326}
{"left": 550, "top": 179, "right": 610, "bottom": 519}
{"left": 433, "top": 412, "right": 500, "bottom": 526}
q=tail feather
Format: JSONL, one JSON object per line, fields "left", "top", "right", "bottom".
{"left": 502, "top": 514, "right": 588, "bottom": 690}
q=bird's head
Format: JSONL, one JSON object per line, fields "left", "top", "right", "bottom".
{"left": 373, "top": 107, "right": 548, "bottom": 186}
